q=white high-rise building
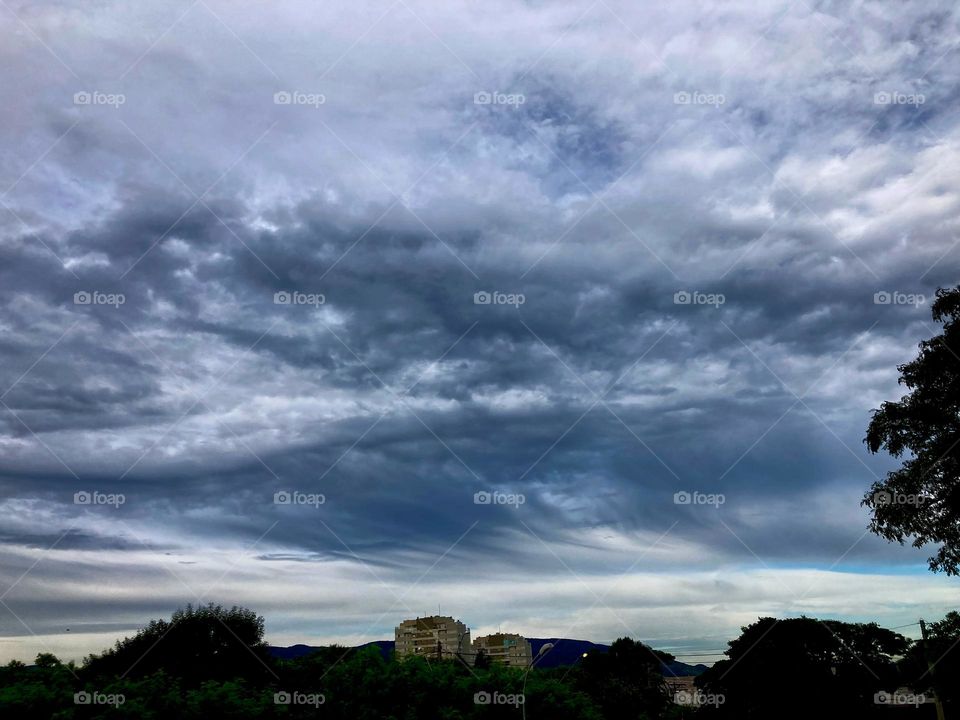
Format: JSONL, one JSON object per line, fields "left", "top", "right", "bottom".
{"left": 395, "top": 616, "right": 472, "bottom": 662}
{"left": 472, "top": 633, "right": 533, "bottom": 667}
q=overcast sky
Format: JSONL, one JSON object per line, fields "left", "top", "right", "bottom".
{"left": 1, "top": 0, "right": 958, "bottom": 665}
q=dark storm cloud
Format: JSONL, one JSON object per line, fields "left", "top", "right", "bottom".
{"left": 0, "top": 187, "right": 943, "bottom": 552}
{"left": 0, "top": 172, "right": 945, "bottom": 567}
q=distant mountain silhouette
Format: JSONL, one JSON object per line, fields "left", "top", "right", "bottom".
{"left": 268, "top": 643, "right": 332, "bottom": 660}
{"left": 661, "top": 660, "right": 710, "bottom": 677}
{"left": 527, "top": 639, "right": 707, "bottom": 676}
{"left": 528, "top": 637, "right": 608, "bottom": 667}
{"left": 268, "top": 638, "right": 708, "bottom": 676}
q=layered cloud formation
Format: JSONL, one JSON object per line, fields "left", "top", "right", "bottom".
{"left": 1, "top": 0, "right": 958, "bottom": 662}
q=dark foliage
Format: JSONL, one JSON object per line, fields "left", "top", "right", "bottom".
{"left": 82, "top": 603, "right": 271, "bottom": 684}
{"left": 864, "top": 285, "right": 960, "bottom": 573}
{"left": 897, "top": 611, "right": 960, "bottom": 713}
{"left": 574, "top": 637, "right": 673, "bottom": 720}
{"left": 696, "top": 617, "right": 910, "bottom": 720}
{"left": 4, "top": 606, "right": 953, "bottom": 720}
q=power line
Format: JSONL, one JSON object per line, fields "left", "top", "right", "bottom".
{"left": 887, "top": 621, "right": 921, "bottom": 631}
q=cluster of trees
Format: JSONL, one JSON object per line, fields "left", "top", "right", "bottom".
{"left": 0, "top": 604, "right": 682, "bottom": 719}
{"left": 696, "top": 615, "right": 958, "bottom": 719}
{"left": 1, "top": 604, "right": 958, "bottom": 719}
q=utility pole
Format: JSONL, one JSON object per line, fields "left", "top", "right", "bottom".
{"left": 919, "top": 619, "right": 947, "bottom": 720}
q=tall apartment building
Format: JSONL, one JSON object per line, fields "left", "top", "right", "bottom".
{"left": 472, "top": 633, "right": 533, "bottom": 668}
{"left": 394, "top": 616, "right": 472, "bottom": 662}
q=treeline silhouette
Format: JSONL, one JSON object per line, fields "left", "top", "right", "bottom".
{"left": 0, "top": 604, "right": 957, "bottom": 719}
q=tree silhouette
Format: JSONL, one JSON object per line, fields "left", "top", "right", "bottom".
{"left": 574, "top": 637, "right": 671, "bottom": 720}
{"left": 864, "top": 285, "right": 960, "bottom": 573}
{"left": 697, "top": 617, "right": 908, "bottom": 719}
{"left": 473, "top": 647, "right": 492, "bottom": 669}
{"left": 82, "top": 603, "right": 271, "bottom": 684}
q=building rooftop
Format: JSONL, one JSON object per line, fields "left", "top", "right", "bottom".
{"left": 397, "top": 615, "right": 464, "bottom": 631}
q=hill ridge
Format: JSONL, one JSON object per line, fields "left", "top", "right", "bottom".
{"left": 268, "top": 638, "right": 709, "bottom": 675}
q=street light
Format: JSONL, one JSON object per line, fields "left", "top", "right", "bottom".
{"left": 522, "top": 644, "right": 554, "bottom": 720}
{"left": 455, "top": 630, "right": 472, "bottom": 668}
